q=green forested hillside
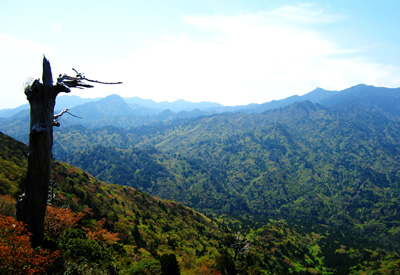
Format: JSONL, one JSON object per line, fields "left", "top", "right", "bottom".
{"left": 0, "top": 131, "right": 27, "bottom": 196}
{"left": 49, "top": 161, "right": 230, "bottom": 273}
{"left": 0, "top": 132, "right": 229, "bottom": 273}
{"left": 59, "top": 102, "right": 400, "bottom": 239}
{"left": 50, "top": 98, "right": 400, "bottom": 272}
{"left": 2, "top": 85, "right": 400, "bottom": 273}
{"left": 1, "top": 132, "right": 345, "bottom": 274}
{"left": 1, "top": 132, "right": 230, "bottom": 273}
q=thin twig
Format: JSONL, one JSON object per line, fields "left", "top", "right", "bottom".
{"left": 83, "top": 78, "right": 123, "bottom": 85}
{"left": 66, "top": 110, "right": 83, "bottom": 119}
{"left": 68, "top": 68, "right": 122, "bottom": 85}
{"left": 53, "top": 108, "right": 83, "bottom": 127}
{"left": 54, "top": 108, "right": 83, "bottom": 119}
{"left": 72, "top": 68, "right": 84, "bottom": 78}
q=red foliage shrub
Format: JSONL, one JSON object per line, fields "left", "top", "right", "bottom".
{"left": 84, "top": 218, "right": 120, "bottom": 244}
{"left": 0, "top": 215, "right": 59, "bottom": 274}
{"left": 44, "top": 205, "right": 85, "bottom": 239}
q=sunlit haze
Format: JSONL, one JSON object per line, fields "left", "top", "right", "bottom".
{"left": 1, "top": 0, "right": 400, "bottom": 109}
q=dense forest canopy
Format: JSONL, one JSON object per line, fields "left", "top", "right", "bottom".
{"left": 1, "top": 84, "right": 400, "bottom": 273}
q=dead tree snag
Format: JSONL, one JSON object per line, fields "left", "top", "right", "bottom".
{"left": 17, "top": 56, "right": 121, "bottom": 246}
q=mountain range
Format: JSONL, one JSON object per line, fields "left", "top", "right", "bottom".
{"left": 0, "top": 84, "right": 343, "bottom": 119}
{"left": 1, "top": 83, "right": 398, "bottom": 137}
{"left": 0, "top": 130, "right": 342, "bottom": 274}
{"left": 1, "top": 83, "right": 400, "bottom": 273}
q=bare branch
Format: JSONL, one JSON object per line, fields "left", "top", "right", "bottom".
{"left": 57, "top": 68, "right": 122, "bottom": 91}
{"left": 83, "top": 78, "right": 123, "bottom": 85}
{"left": 54, "top": 108, "right": 70, "bottom": 119}
{"left": 57, "top": 74, "right": 95, "bottom": 89}
{"left": 232, "top": 232, "right": 251, "bottom": 261}
{"left": 65, "top": 110, "right": 83, "bottom": 119}
{"left": 53, "top": 108, "right": 69, "bottom": 127}
{"left": 73, "top": 68, "right": 123, "bottom": 85}
{"left": 53, "top": 108, "right": 83, "bottom": 127}
{"left": 72, "top": 68, "right": 85, "bottom": 78}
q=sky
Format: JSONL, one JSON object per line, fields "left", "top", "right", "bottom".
{"left": 1, "top": 0, "right": 400, "bottom": 109}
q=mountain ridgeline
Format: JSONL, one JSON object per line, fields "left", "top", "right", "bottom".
{"left": 2, "top": 84, "right": 400, "bottom": 273}
{"left": 1, "top": 132, "right": 343, "bottom": 274}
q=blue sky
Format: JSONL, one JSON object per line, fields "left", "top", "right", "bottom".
{"left": 1, "top": 0, "right": 400, "bottom": 109}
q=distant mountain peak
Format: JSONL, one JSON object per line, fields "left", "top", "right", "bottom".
{"left": 350, "top": 83, "right": 369, "bottom": 88}
{"left": 102, "top": 94, "right": 125, "bottom": 102}
{"left": 310, "top": 87, "right": 328, "bottom": 92}
{"left": 97, "top": 94, "right": 130, "bottom": 108}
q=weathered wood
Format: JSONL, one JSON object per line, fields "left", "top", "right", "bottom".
{"left": 42, "top": 55, "right": 53, "bottom": 86}
{"left": 18, "top": 93, "right": 55, "bottom": 244}
{"left": 17, "top": 56, "right": 122, "bottom": 246}
{"left": 17, "top": 57, "right": 65, "bottom": 246}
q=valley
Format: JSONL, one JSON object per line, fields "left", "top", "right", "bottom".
{"left": 1, "top": 84, "right": 400, "bottom": 273}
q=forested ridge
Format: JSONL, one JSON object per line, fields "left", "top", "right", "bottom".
{"left": 1, "top": 131, "right": 343, "bottom": 274}
{"left": 1, "top": 84, "right": 400, "bottom": 273}
{"left": 56, "top": 97, "right": 400, "bottom": 245}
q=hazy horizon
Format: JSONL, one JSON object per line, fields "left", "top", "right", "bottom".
{"left": 1, "top": 82, "right": 398, "bottom": 112}
{"left": 1, "top": 1, "right": 400, "bottom": 109}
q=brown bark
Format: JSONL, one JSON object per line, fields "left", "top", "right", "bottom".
{"left": 17, "top": 57, "right": 65, "bottom": 246}
{"left": 16, "top": 57, "right": 121, "bottom": 246}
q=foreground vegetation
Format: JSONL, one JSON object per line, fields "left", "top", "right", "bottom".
{"left": 0, "top": 132, "right": 343, "bottom": 274}
{"left": 1, "top": 128, "right": 400, "bottom": 273}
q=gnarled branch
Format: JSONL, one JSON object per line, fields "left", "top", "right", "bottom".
{"left": 57, "top": 68, "right": 122, "bottom": 91}
{"left": 53, "top": 108, "right": 83, "bottom": 127}
{"left": 18, "top": 57, "right": 122, "bottom": 246}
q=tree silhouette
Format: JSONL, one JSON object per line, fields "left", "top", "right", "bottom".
{"left": 16, "top": 56, "right": 121, "bottom": 246}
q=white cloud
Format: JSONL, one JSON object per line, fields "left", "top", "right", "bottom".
{"left": 114, "top": 3, "right": 400, "bottom": 105}
{"left": 116, "top": 3, "right": 399, "bottom": 105}
{"left": 2, "top": 3, "right": 399, "bottom": 108}
{"left": 0, "top": 34, "right": 55, "bottom": 108}
{"left": 266, "top": 2, "right": 343, "bottom": 23}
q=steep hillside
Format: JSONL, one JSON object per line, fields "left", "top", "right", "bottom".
{"left": 55, "top": 98, "right": 400, "bottom": 267}
{"left": 1, "top": 132, "right": 345, "bottom": 273}
{"left": 2, "top": 128, "right": 400, "bottom": 273}
{"left": 2, "top": 84, "right": 400, "bottom": 273}
{"left": 0, "top": 132, "right": 232, "bottom": 273}
{"left": 0, "top": 132, "right": 27, "bottom": 195}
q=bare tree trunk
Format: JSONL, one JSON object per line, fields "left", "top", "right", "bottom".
{"left": 16, "top": 56, "right": 121, "bottom": 246}
{"left": 17, "top": 57, "right": 60, "bottom": 246}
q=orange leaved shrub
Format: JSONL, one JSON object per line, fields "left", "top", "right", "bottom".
{"left": 84, "top": 218, "right": 120, "bottom": 244}
{"left": 0, "top": 215, "right": 59, "bottom": 274}
{"left": 44, "top": 205, "right": 85, "bottom": 239}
